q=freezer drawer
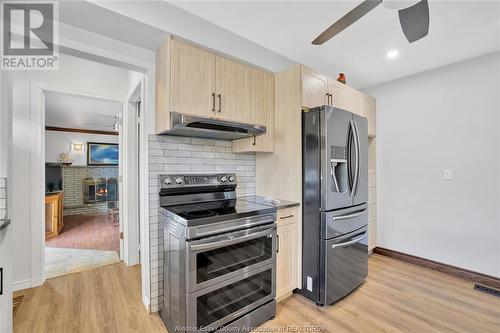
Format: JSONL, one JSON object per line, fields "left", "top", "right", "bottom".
{"left": 320, "top": 227, "right": 368, "bottom": 305}
{"left": 321, "top": 204, "right": 368, "bottom": 239}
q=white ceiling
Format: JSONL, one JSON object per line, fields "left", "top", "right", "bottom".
{"left": 170, "top": 0, "right": 500, "bottom": 88}
{"left": 45, "top": 92, "right": 122, "bottom": 132}
{"left": 58, "top": 1, "right": 167, "bottom": 51}
{"left": 91, "top": 0, "right": 295, "bottom": 72}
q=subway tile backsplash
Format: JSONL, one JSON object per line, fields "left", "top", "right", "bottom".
{"left": 148, "top": 135, "right": 256, "bottom": 312}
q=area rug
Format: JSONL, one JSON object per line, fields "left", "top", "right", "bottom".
{"left": 45, "top": 247, "right": 120, "bottom": 279}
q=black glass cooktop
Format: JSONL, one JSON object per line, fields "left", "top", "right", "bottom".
{"left": 166, "top": 199, "right": 237, "bottom": 220}
{"left": 160, "top": 199, "right": 276, "bottom": 225}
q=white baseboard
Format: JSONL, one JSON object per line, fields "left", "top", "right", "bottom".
{"left": 13, "top": 279, "right": 32, "bottom": 291}
{"left": 143, "top": 293, "right": 151, "bottom": 313}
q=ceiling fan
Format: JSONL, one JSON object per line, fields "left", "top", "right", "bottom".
{"left": 312, "top": 0, "right": 430, "bottom": 45}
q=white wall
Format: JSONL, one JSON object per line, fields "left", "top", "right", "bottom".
{"left": 0, "top": 66, "right": 13, "bottom": 333}
{"left": 364, "top": 52, "right": 500, "bottom": 277}
{"left": 11, "top": 53, "right": 132, "bottom": 289}
{"left": 45, "top": 131, "right": 119, "bottom": 166}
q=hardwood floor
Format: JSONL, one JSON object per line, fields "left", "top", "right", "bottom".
{"left": 14, "top": 264, "right": 166, "bottom": 333}
{"left": 46, "top": 214, "right": 120, "bottom": 253}
{"left": 14, "top": 255, "right": 500, "bottom": 333}
{"left": 266, "top": 255, "right": 500, "bottom": 333}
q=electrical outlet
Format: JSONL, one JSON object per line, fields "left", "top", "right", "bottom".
{"left": 443, "top": 169, "right": 453, "bottom": 181}
{"left": 307, "top": 276, "right": 313, "bottom": 292}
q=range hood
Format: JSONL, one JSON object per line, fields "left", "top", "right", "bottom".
{"left": 161, "top": 112, "right": 266, "bottom": 140}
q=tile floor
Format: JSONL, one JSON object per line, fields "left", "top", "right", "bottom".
{"left": 45, "top": 247, "right": 120, "bottom": 279}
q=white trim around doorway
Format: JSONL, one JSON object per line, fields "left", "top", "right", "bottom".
{"left": 13, "top": 30, "right": 155, "bottom": 311}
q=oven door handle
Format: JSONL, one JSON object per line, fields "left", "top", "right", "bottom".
{"left": 189, "top": 227, "right": 276, "bottom": 252}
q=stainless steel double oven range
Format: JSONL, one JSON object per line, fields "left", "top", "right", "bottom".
{"left": 159, "top": 173, "right": 277, "bottom": 333}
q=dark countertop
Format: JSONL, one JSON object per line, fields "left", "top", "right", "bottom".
{"left": 239, "top": 195, "right": 300, "bottom": 210}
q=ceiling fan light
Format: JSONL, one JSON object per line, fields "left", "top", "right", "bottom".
{"left": 386, "top": 49, "right": 399, "bottom": 59}
{"left": 383, "top": 0, "right": 420, "bottom": 10}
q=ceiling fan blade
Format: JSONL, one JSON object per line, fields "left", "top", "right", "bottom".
{"left": 312, "top": 0, "right": 382, "bottom": 45}
{"left": 398, "top": 0, "right": 430, "bottom": 43}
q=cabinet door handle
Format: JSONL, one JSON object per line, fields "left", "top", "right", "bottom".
{"left": 330, "top": 93, "right": 334, "bottom": 106}
{"left": 211, "top": 93, "right": 216, "bottom": 112}
{"left": 276, "top": 234, "right": 280, "bottom": 253}
{"left": 325, "top": 93, "right": 329, "bottom": 106}
{"left": 279, "top": 214, "right": 294, "bottom": 220}
{"left": 217, "top": 94, "right": 222, "bottom": 113}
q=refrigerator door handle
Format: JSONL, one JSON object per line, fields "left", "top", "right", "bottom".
{"left": 351, "top": 121, "right": 361, "bottom": 197}
{"left": 331, "top": 209, "right": 367, "bottom": 221}
{"left": 346, "top": 122, "right": 353, "bottom": 196}
{"left": 348, "top": 120, "right": 359, "bottom": 197}
{"left": 331, "top": 232, "right": 367, "bottom": 249}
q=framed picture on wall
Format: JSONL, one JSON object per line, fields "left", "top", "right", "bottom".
{"left": 87, "top": 142, "right": 119, "bottom": 166}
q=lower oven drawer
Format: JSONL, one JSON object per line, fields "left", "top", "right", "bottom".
{"left": 186, "top": 264, "right": 275, "bottom": 332}
{"left": 321, "top": 226, "right": 368, "bottom": 305}
{"left": 187, "top": 224, "right": 276, "bottom": 292}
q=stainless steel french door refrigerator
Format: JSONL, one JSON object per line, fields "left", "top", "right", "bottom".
{"left": 301, "top": 105, "right": 369, "bottom": 306}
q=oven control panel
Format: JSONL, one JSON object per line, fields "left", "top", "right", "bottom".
{"left": 160, "top": 173, "right": 237, "bottom": 188}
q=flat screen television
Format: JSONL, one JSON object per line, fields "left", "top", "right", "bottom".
{"left": 45, "top": 163, "right": 63, "bottom": 193}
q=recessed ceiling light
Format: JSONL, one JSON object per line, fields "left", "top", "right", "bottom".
{"left": 386, "top": 49, "right": 399, "bottom": 59}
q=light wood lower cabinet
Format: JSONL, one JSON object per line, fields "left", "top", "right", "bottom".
{"left": 45, "top": 192, "right": 64, "bottom": 239}
{"left": 276, "top": 206, "right": 298, "bottom": 302}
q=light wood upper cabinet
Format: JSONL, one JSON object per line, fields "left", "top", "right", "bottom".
{"left": 349, "top": 89, "right": 365, "bottom": 117}
{"left": 215, "top": 56, "right": 252, "bottom": 122}
{"left": 365, "top": 95, "right": 376, "bottom": 136}
{"left": 299, "top": 67, "right": 375, "bottom": 127}
{"left": 301, "top": 66, "right": 328, "bottom": 109}
{"left": 233, "top": 68, "right": 275, "bottom": 153}
{"left": 170, "top": 38, "right": 216, "bottom": 118}
{"left": 156, "top": 37, "right": 275, "bottom": 151}
{"left": 329, "top": 78, "right": 350, "bottom": 111}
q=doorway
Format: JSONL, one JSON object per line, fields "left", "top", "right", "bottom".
{"left": 16, "top": 53, "right": 145, "bottom": 284}
{"left": 43, "top": 92, "right": 123, "bottom": 278}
